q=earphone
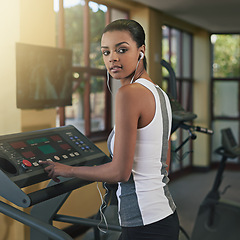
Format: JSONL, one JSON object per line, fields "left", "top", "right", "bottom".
{"left": 130, "top": 52, "right": 144, "bottom": 84}
{"left": 139, "top": 51, "right": 144, "bottom": 60}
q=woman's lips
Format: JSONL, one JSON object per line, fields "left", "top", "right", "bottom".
{"left": 110, "top": 65, "right": 122, "bottom": 73}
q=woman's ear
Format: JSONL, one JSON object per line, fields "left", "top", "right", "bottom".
{"left": 139, "top": 45, "right": 145, "bottom": 59}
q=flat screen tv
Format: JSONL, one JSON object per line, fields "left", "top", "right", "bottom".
{"left": 16, "top": 43, "right": 73, "bottom": 109}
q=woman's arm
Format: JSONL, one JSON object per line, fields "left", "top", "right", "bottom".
{"left": 40, "top": 85, "right": 140, "bottom": 183}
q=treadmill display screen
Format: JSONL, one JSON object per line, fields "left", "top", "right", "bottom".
{"left": 9, "top": 134, "right": 74, "bottom": 161}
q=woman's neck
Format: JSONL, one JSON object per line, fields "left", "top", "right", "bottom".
{"left": 120, "top": 66, "right": 149, "bottom": 86}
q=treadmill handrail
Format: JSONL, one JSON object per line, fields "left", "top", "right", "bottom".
{"left": 0, "top": 168, "right": 93, "bottom": 208}
{"left": 0, "top": 169, "right": 31, "bottom": 208}
{"left": 0, "top": 200, "right": 72, "bottom": 240}
{"left": 28, "top": 177, "right": 93, "bottom": 206}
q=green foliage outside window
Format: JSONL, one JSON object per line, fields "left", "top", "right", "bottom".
{"left": 212, "top": 34, "right": 240, "bottom": 78}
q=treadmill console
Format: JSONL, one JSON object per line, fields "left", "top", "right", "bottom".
{"left": 0, "top": 125, "right": 110, "bottom": 188}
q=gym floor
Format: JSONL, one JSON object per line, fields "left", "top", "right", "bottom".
{"left": 74, "top": 169, "right": 240, "bottom": 240}
{"left": 169, "top": 169, "right": 240, "bottom": 238}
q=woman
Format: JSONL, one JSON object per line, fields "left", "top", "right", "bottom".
{"left": 41, "top": 19, "right": 179, "bottom": 240}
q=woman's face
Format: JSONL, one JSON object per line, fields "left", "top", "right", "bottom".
{"left": 101, "top": 30, "right": 141, "bottom": 81}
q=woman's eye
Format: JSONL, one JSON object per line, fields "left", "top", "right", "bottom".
{"left": 102, "top": 51, "right": 110, "bottom": 56}
{"left": 118, "top": 48, "right": 127, "bottom": 54}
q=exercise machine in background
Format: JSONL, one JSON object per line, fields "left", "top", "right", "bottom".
{"left": 160, "top": 59, "right": 198, "bottom": 133}
{"left": 190, "top": 128, "right": 240, "bottom": 240}
{"left": 161, "top": 59, "right": 213, "bottom": 156}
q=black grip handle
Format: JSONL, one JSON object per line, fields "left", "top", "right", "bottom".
{"left": 194, "top": 126, "right": 214, "bottom": 135}
{"left": 28, "top": 178, "right": 92, "bottom": 206}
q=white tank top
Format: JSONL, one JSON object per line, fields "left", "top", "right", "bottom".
{"left": 107, "top": 78, "right": 176, "bottom": 227}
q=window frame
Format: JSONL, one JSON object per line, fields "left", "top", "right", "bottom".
{"left": 210, "top": 33, "right": 240, "bottom": 162}
{"left": 56, "top": 0, "right": 129, "bottom": 141}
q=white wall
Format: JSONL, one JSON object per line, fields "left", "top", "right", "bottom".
{"left": 0, "top": 1, "right": 57, "bottom": 239}
{"left": 0, "top": 0, "right": 21, "bottom": 135}
{"left": 193, "top": 30, "right": 212, "bottom": 167}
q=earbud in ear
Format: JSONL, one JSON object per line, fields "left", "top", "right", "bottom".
{"left": 140, "top": 52, "right": 144, "bottom": 60}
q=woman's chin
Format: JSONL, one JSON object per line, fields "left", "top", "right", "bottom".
{"left": 109, "top": 73, "right": 123, "bottom": 80}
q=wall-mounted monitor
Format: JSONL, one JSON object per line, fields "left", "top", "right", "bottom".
{"left": 16, "top": 43, "right": 73, "bottom": 109}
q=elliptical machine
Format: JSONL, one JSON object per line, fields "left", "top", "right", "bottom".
{"left": 190, "top": 128, "right": 240, "bottom": 240}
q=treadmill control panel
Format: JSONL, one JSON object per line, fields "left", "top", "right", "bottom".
{"left": 0, "top": 125, "right": 110, "bottom": 188}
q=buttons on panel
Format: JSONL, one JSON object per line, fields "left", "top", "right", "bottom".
{"left": 32, "top": 162, "right": 39, "bottom": 167}
{"left": 66, "top": 132, "right": 94, "bottom": 153}
{"left": 54, "top": 156, "right": 60, "bottom": 161}
{"left": 22, "top": 159, "right": 32, "bottom": 167}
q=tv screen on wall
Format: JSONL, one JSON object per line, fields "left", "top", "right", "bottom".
{"left": 16, "top": 43, "right": 73, "bottom": 109}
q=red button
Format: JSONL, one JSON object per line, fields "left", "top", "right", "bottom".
{"left": 22, "top": 159, "right": 32, "bottom": 167}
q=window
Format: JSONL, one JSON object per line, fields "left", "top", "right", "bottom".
{"left": 54, "top": 0, "right": 128, "bottom": 140}
{"left": 211, "top": 34, "right": 240, "bottom": 163}
{"left": 162, "top": 25, "right": 193, "bottom": 173}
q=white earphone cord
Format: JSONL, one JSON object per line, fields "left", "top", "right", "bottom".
{"left": 97, "top": 182, "right": 109, "bottom": 234}
{"left": 107, "top": 71, "right": 113, "bottom": 95}
{"left": 130, "top": 57, "right": 141, "bottom": 84}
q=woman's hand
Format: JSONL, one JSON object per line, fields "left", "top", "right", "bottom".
{"left": 39, "top": 160, "right": 73, "bottom": 183}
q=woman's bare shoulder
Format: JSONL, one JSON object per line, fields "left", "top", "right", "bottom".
{"left": 117, "top": 81, "right": 149, "bottom": 100}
